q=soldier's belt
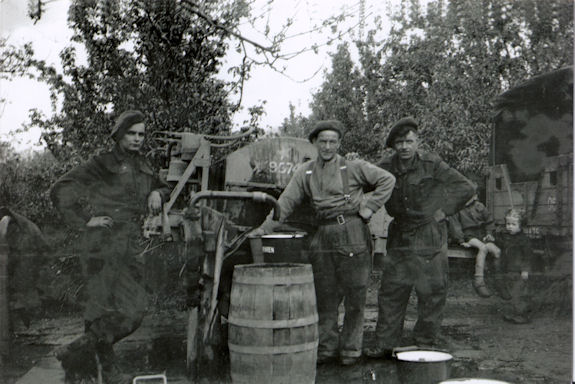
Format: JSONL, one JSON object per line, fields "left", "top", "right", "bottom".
{"left": 317, "top": 213, "right": 361, "bottom": 226}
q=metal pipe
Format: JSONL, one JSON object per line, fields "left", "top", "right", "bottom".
{"left": 154, "top": 126, "right": 254, "bottom": 142}
{"left": 188, "top": 191, "right": 281, "bottom": 221}
{"left": 208, "top": 140, "right": 241, "bottom": 148}
{"left": 201, "top": 126, "right": 254, "bottom": 141}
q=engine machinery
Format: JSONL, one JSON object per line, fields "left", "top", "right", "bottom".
{"left": 147, "top": 129, "right": 318, "bottom": 378}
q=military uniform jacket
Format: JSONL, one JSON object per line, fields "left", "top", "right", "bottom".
{"left": 379, "top": 151, "right": 474, "bottom": 229}
{"left": 51, "top": 145, "right": 170, "bottom": 229}
{"left": 262, "top": 154, "right": 395, "bottom": 230}
{"left": 379, "top": 151, "right": 474, "bottom": 255}
{"left": 51, "top": 145, "right": 170, "bottom": 321}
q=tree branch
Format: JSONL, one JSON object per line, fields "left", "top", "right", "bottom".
{"left": 180, "top": 0, "right": 274, "bottom": 53}
{"left": 229, "top": 39, "right": 249, "bottom": 113}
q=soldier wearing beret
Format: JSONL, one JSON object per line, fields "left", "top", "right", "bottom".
{"left": 365, "top": 117, "right": 474, "bottom": 358}
{"left": 253, "top": 120, "right": 395, "bottom": 366}
{"left": 51, "top": 110, "right": 170, "bottom": 383}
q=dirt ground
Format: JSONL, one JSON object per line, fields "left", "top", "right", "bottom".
{"left": 3, "top": 255, "right": 573, "bottom": 384}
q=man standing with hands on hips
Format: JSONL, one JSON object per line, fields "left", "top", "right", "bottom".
{"left": 365, "top": 117, "right": 474, "bottom": 358}
{"left": 252, "top": 120, "right": 395, "bottom": 366}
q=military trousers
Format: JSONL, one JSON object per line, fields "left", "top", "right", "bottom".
{"left": 374, "top": 220, "right": 449, "bottom": 348}
{"left": 309, "top": 216, "right": 372, "bottom": 358}
{"left": 79, "top": 223, "right": 148, "bottom": 345}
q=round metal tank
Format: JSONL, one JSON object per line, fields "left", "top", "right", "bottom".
{"left": 224, "top": 137, "right": 318, "bottom": 230}
{"left": 224, "top": 137, "right": 317, "bottom": 190}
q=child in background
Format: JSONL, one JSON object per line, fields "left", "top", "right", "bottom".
{"left": 495, "top": 209, "right": 533, "bottom": 324}
{"left": 449, "top": 194, "right": 501, "bottom": 298}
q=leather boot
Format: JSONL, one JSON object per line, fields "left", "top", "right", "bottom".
{"left": 96, "top": 342, "right": 130, "bottom": 384}
{"left": 55, "top": 333, "right": 98, "bottom": 383}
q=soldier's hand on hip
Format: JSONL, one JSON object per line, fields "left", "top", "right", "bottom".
{"left": 86, "top": 216, "right": 114, "bottom": 228}
{"left": 433, "top": 209, "right": 446, "bottom": 222}
{"left": 147, "top": 190, "right": 163, "bottom": 215}
{"left": 359, "top": 207, "right": 374, "bottom": 223}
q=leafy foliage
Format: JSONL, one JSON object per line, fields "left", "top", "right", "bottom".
{"left": 31, "top": 0, "right": 249, "bottom": 161}
{"left": 0, "top": 143, "right": 66, "bottom": 225}
{"left": 0, "top": 38, "right": 37, "bottom": 111}
{"left": 278, "top": 103, "right": 311, "bottom": 139}
{"left": 0, "top": 38, "right": 36, "bottom": 80}
{"left": 306, "top": 0, "right": 573, "bottom": 175}
{"left": 2, "top": 0, "right": 358, "bottom": 237}
{"left": 22, "top": 0, "right": 358, "bottom": 163}
{"left": 308, "top": 42, "right": 382, "bottom": 160}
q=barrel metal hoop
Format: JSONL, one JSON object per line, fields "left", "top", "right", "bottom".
{"left": 228, "top": 313, "right": 318, "bottom": 328}
{"left": 228, "top": 340, "right": 318, "bottom": 355}
{"left": 232, "top": 274, "right": 314, "bottom": 285}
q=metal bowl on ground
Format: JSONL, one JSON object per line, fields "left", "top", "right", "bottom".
{"left": 395, "top": 350, "right": 453, "bottom": 384}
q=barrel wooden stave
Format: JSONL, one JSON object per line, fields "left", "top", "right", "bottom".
{"left": 228, "top": 263, "right": 318, "bottom": 384}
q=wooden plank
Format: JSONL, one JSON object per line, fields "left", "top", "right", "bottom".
{"left": 186, "top": 308, "right": 199, "bottom": 378}
{"left": 273, "top": 284, "right": 291, "bottom": 380}
{"left": 447, "top": 248, "right": 475, "bottom": 259}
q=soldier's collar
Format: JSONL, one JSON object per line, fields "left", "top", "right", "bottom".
{"left": 113, "top": 144, "right": 140, "bottom": 161}
{"left": 392, "top": 152, "right": 419, "bottom": 173}
{"left": 316, "top": 154, "right": 339, "bottom": 167}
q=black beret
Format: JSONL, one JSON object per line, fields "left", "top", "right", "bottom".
{"left": 110, "top": 110, "right": 145, "bottom": 141}
{"left": 308, "top": 120, "right": 345, "bottom": 142}
{"left": 385, "top": 116, "right": 418, "bottom": 148}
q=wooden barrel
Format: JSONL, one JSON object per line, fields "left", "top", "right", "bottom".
{"left": 228, "top": 263, "right": 318, "bottom": 384}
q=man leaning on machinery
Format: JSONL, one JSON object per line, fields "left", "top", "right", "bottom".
{"left": 253, "top": 119, "right": 396, "bottom": 366}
